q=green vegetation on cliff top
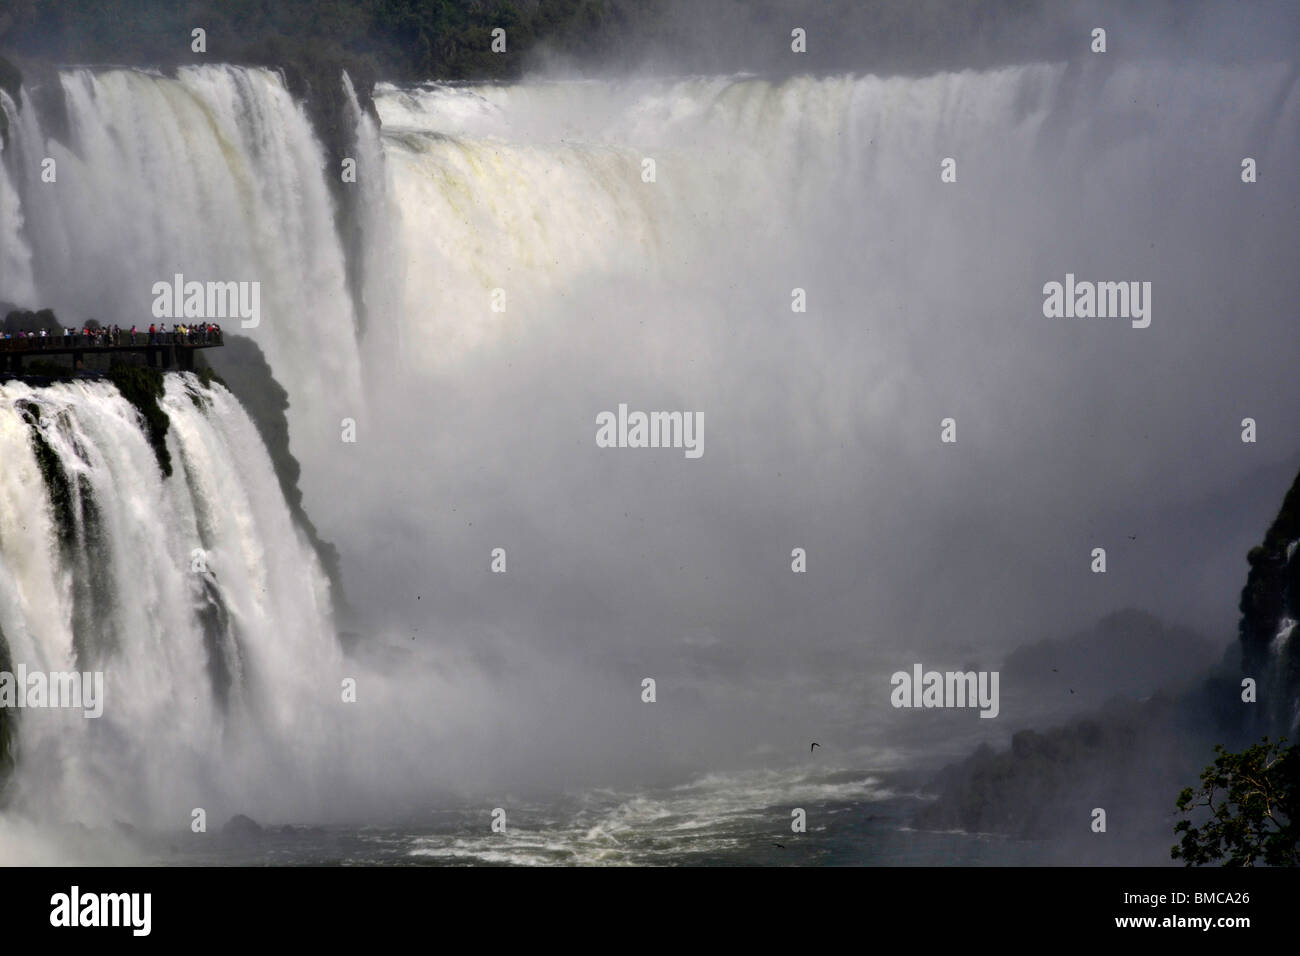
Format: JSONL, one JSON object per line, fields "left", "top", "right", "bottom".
{"left": 0, "top": 0, "right": 641, "bottom": 84}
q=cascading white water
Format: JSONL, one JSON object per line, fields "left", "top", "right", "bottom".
{"left": 0, "top": 66, "right": 364, "bottom": 523}
{"left": 342, "top": 71, "right": 405, "bottom": 369}
{"left": 0, "top": 375, "right": 340, "bottom": 828}
{"left": 350, "top": 62, "right": 1300, "bottom": 637}
{"left": 5, "top": 60, "right": 1298, "bottom": 532}
{"left": 0, "top": 91, "right": 37, "bottom": 306}
{"left": 371, "top": 62, "right": 1300, "bottom": 372}
{"left": 1, "top": 58, "right": 1299, "bottom": 854}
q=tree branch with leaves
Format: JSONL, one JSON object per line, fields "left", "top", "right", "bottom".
{"left": 1173, "top": 737, "right": 1300, "bottom": 866}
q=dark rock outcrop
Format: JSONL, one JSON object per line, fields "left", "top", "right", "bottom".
{"left": 1238, "top": 468, "right": 1300, "bottom": 735}
{"left": 222, "top": 814, "right": 264, "bottom": 840}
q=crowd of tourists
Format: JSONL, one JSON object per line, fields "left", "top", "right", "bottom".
{"left": 0, "top": 322, "right": 223, "bottom": 349}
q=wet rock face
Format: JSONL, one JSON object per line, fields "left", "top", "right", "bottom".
{"left": 0, "top": 56, "right": 20, "bottom": 102}
{"left": 0, "top": 55, "right": 19, "bottom": 145}
{"left": 1238, "top": 469, "right": 1300, "bottom": 734}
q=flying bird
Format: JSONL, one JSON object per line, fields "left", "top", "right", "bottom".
{"left": 772, "top": 842, "right": 785, "bottom": 849}
{"left": 810, "top": 742, "right": 821, "bottom": 753}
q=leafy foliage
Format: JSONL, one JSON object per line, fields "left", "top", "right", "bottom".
{"left": 0, "top": 0, "right": 631, "bottom": 82}
{"left": 1173, "top": 737, "right": 1300, "bottom": 866}
{"left": 3, "top": 307, "right": 60, "bottom": 334}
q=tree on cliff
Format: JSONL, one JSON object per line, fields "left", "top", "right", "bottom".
{"left": 0, "top": 0, "right": 631, "bottom": 81}
{"left": 1172, "top": 737, "right": 1300, "bottom": 866}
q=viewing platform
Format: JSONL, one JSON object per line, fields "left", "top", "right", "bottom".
{"left": 0, "top": 330, "right": 223, "bottom": 373}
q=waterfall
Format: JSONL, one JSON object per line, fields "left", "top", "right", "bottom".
{"left": 370, "top": 63, "right": 1300, "bottom": 372}
{"left": 0, "top": 374, "right": 339, "bottom": 825}
{"left": 4, "top": 60, "right": 1297, "bottom": 510}
{"left": 341, "top": 71, "right": 405, "bottom": 372}
{"left": 1, "top": 58, "right": 1299, "bottom": 842}
{"left": 0, "top": 66, "right": 364, "bottom": 521}
{"left": 0, "top": 90, "right": 36, "bottom": 306}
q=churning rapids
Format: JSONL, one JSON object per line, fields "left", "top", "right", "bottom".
{"left": 0, "top": 59, "right": 1297, "bottom": 863}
